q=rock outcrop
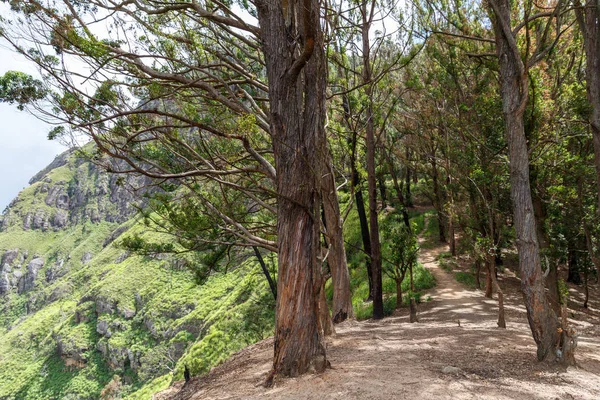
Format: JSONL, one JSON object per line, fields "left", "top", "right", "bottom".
{"left": 17, "top": 257, "right": 44, "bottom": 293}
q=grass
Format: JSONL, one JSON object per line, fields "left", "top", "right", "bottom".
{"left": 0, "top": 150, "right": 277, "bottom": 400}
{"left": 351, "top": 262, "right": 436, "bottom": 320}
{"left": 455, "top": 271, "right": 478, "bottom": 289}
{"left": 437, "top": 252, "right": 479, "bottom": 289}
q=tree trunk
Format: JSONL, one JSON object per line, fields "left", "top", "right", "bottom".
{"left": 350, "top": 129, "right": 374, "bottom": 301}
{"left": 321, "top": 156, "right": 353, "bottom": 323}
{"left": 257, "top": 0, "right": 328, "bottom": 377}
{"left": 362, "top": 3, "right": 383, "bottom": 319}
{"left": 488, "top": 257, "right": 506, "bottom": 328}
{"left": 253, "top": 246, "right": 277, "bottom": 300}
{"left": 388, "top": 157, "right": 411, "bottom": 230}
{"left": 405, "top": 149, "right": 413, "bottom": 207}
{"left": 475, "top": 259, "right": 482, "bottom": 289}
{"left": 575, "top": 0, "right": 600, "bottom": 215}
{"left": 449, "top": 219, "right": 456, "bottom": 256}
{"left": 395, "top": 278, "right": 403, "bottom": 309}
{"left": 378, "top": 169, "right": 387, "bottom": 210}
{"left": 409, "top": 298, "right": 418, "bottom": 323}
{"left": 319, "top": 277, "right": 335, "bottom": 336}
{"left": 485, "top": 261, "right": 494, "bottom": 299}
{"left": 546, "top": 264, "right": 561, "bottom": 316}
{"left": 567, "top": 248, "right": 581, "bottom": 284}
{"left": 490, "top": 0, "right": 559, "bottom": 361}
{"left": 409, "top": 262, "right": 414, "bottom": 292}
{"left": 532, "top": 190, "right": 560, "bottom": 316}
{"left": 431, "top": 154, "right": 447, "bottom": 243}
{"left": 583, "top": 267, "right": 589, "bottom": 309}
{"left": 356, "top": 189, "right": 374, "bottom": 300}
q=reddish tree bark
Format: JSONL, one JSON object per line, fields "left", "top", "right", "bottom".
{"left": 322, "top": 157, "right": 353, "bottom": 323}
{"left": 489, "top": 0, "right": 560, "bottom": 361}
{"left": 362, "top": 0, "right": 384, "bottom": 319}
{"left": 257, "top": 0, "right": 328, "bottom": 378}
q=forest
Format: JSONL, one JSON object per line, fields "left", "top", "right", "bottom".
{"left": 0, "top": 0, "right": 599, "bottom": 397}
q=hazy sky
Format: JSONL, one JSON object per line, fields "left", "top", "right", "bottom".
{"left": 0, "top": 40, "right": 67, "bottom": 213}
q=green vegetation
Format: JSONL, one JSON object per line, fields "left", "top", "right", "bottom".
{"left": 347, "top": 209, "right": 436, "bottom": 320}
{"left": 454, "top": 272, "right": 478, "bottom": 289}
{"left": 0, "top": 153, "right": 276, "bottom": 400}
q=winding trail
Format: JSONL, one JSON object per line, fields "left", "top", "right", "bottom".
{"left": 156, "top": 239, "right": 600, "bottom": 400}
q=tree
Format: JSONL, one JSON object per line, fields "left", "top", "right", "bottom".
{"left": 487, "top": 0, "right": 572, "bottom": 362}
{"left": 574, "top": 0, "right": 600, "bottom": 217}
{"left": 1, "top": 0, "right": 350, "bottom": 377}
{"left": 382, "top": 213, "right": 418, "bottom": 308}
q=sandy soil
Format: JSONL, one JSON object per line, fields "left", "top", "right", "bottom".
{"left": 155, "top": 239, "right": 600, "bottom": 400}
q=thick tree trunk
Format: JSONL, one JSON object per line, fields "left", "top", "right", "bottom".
{"left": 321, "top": 157, "right": 353, "bottom": 323}
{"left": 362, "top": 4, "right": 384, "bottom": 319}
{"left": 257, "top": 0, "right": 328, "bottom": 378}
{"left": 490, "top": 0, "right": 559, "bottom": 362}
{"left": 532, "top": 191, "right": 560, "bottom": 316}
{"left": 546, "top": 264, "right": 561, "bottom": 316}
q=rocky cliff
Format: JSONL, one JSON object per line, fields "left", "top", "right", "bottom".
{"left": 0, "top": 148, "right": 274, "bottom": 400}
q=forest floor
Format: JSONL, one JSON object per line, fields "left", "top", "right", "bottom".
{"left": 155, "top": 235, "right": 600, "bottom": 400}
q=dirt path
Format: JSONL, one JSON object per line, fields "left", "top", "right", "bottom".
{"left": 156, "top": 241, "right": 600, "bottom": 400}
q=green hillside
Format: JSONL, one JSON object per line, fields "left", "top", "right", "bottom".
{"left": 0, "top": 150, "right": 275, "bottom": 399}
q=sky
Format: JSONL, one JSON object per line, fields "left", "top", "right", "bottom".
{"left": 0, "top": 41, "right": 67, "bottom": 213}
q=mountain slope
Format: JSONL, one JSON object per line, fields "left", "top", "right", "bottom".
{"left": 0, "top": 149, "right": 274, "bottom": 400}
{"left": 156, "top": 240, "right": 600, "bottom": 400}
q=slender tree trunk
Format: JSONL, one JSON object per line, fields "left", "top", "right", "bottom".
{"left": 319, "top": 277, "right": 335, "bottom": 336}
{"left": 567, "top": 248, "right": 581, "bottom": 284}
{"left": 449, "top": 219, "right": 456, "bottom": 256}
{"left": 257, "top": 0, "right": 328, "bottom": 378}
{"left": 356, "top": 188, "right": 374, "bottom": 300}
{"left": 475, "top": 259, "right": 482, "bottom": 289}
{"left": 409, "top": 298, "right": 418, "bottom": 323}
{"left": 350, "top": 130, "right": 374, "bottom": 301}
{"left": 583, "top": 267, "right": 589, "bottom": 309}
{"left": 485, "top": 260, "right": 494, "bottom": 299}
{"left": 405, "top": 149, "right": 413, "bottom": 207}
{"left": 489, "top": 0, "right": 560, "bottom": 361}
{"left": 362, "top": 2, "right": 383, "bottom": 319}
{"left": 321, "top": 156, "right": 353, "bottom": 323}
{"left": 431, "top": 154, "right": 447, "bottom": 243}
{"left": 395, "top": 278, "right": 403, "bottom": 309}
{"left": 488, "top": 256, "right": 506, "bottom": 328}
{"left": 378, "top": 170, "right": 387, "bottom": 210}
{"left": 575, "top": 0, "right": 600, "bottom": 215}
{"left": 253, "top": 246, "right": 277, "bottom": 300}
{"left": 388, "top": 157, "right": 411, "bottom": 230}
